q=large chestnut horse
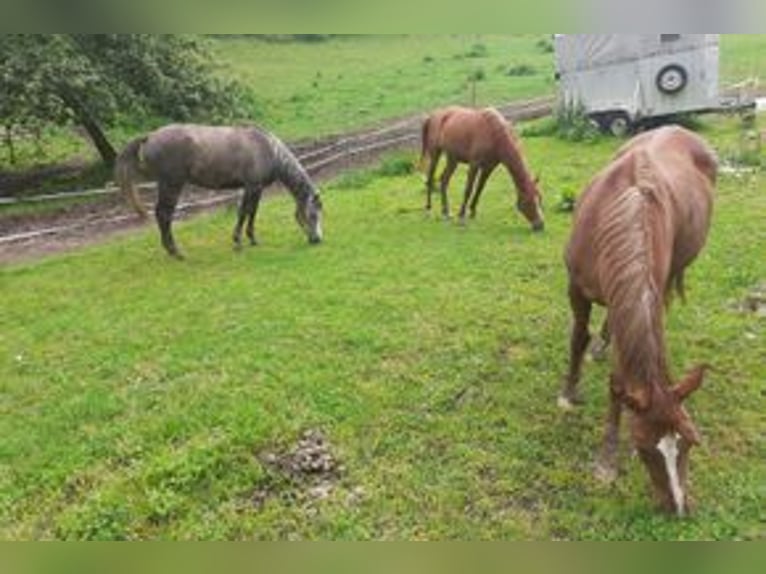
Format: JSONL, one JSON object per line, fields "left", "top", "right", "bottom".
{"left": 561, "top": 126, "right": 716, "bottom": 515}
{"left": 420, "top": 106, "right": 544, "bottom": 231}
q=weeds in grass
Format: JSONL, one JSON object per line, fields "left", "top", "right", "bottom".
{"left": 465, "top": 43, "right": 489, "bottom": 59}
{"left": 468, "top": 68, "right": 487, "bottom": 82}
{"left": 506, "top": 64, "right": 537, "bottom": 77}
{"left": 535, "top": 37, "right": 554, "bottom": 54}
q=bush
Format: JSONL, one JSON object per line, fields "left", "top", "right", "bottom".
{"left": 554, "top": 103, "right": 601, "bottom": 142}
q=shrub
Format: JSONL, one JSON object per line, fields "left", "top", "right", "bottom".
{"left": 554, "top": 103, "right": 601, "bottom": 142}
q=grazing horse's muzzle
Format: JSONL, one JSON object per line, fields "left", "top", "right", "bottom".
{"left": 532, "top": 220, "right": 545, "bottom": 232}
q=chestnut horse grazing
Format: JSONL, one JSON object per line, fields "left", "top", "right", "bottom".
{"left": 420, "top": 106, "right": 544, "bottom": 231}
{"left": 116, "top": 124, "right": 323, "bottom": 258}
{"left": 561, "top": 126, "right": 716, "bottom": 515}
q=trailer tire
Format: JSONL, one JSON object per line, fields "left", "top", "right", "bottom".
{"left": 591, "top": 112, "right": 632, "bottom": 137}
{"left": 607, "top": 113, "right": 631, "bottom": 137}
{"left": 656, "top": 64, "right": 688, "bottom": 95}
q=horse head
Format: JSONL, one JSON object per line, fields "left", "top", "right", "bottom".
{"left": 623, "top": 365, "right": 708, "bottom": 516}
{"left": 295, "top": 191, "right": 323, "bottom": 244}
{"left": 517, "top": 174, "right": 545, "bottom": 232}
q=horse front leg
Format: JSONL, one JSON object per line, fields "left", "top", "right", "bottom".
{"left": 245, "top": 187, "right": 263, "bottom": 246}
{"left": 559, "top": 282, "right": 592, "bottom": 410}
{"left": 438, "top": 157, "right": 458, "bottom": 220}
{"left": 595, "top": 373, "right": 623, "bottom": 483}
{"left": 469, "top": 166, "right": 494, "bottom": 219}
{"left": 458, "top": 165, "right": 479, "bottom": 225}
{"left": 156, "top": 181, "right": 184, "bottom": 259}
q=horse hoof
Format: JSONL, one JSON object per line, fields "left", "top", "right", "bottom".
{"left": 594, "top": 462, "right": 618, "bottom": 484}
{"left": 458, "top": 216, "right": 468, "bottom": 227}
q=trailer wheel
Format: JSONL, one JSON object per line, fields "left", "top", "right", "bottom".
{"left": 591, "top": 112, "right": 632, "bottom": 137}
{"left": 606, "top": 113, "right": 631, "bottom": 137}
{"left": 656, "top": 64, "right": 688, "bottom": 95}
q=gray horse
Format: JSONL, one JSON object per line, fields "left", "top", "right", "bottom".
{"left": 115, "top": 124, "right": 323, "bottom": 258}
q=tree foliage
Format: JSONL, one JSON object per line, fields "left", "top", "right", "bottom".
{"left": 0, "top": 34, "right": 251, "bottom": 166}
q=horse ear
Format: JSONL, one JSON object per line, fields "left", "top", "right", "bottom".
{"left": 672, "top": 364, "right": 709, "bottom": 402}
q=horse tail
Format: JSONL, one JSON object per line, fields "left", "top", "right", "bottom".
{"left": 419, "top": 116, "right": 432, "bottom": 170}
{"left": 115, "top": 136, "right": 149, "bottom": 220}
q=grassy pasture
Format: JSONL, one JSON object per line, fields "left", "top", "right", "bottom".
{"left": 1, "top": 115, "right": 763, "bottom": 540}
{"left": 212, "top": 34, "right": 555, "bottom": 140}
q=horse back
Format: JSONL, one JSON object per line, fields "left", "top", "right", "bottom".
{"left": 142, "top": 124, "right": 276, "bottom": 189}
{"left": 436, "top": 107, "right": 502, "bottom": 164}
{"left": 567, "top": 126, "right": 716, "bottom": 302}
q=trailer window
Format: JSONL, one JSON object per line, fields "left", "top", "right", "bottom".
{"left": 660, "top": 34, "right": 681, "bottom": 43}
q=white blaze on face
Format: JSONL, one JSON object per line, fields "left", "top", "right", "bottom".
{"left": 657, "top": 433, "right": 684, "bottom": 516}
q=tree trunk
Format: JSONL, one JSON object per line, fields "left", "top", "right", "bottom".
{"left": 58, "top": 88, "right": 117, "bottom": 168}
{"left": 4, "top": 125, "right": 16, "bottom": 165}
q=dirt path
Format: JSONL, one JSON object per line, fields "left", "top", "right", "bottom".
{"left": 0, "top": 97, "right": 554, "bottom": 265}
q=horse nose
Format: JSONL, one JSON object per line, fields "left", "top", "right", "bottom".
{"left": 309, "top": 235, "right": 322, "bottom": 245}
{"left": 532, "top": 220, "right": 545, "bottom": 232}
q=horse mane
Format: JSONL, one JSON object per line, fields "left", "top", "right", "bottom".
{"left": 595, "top": 150, "right": 670, "bottom": 396}
{"left": 267, "top": 133, "right": 317, "bottom": 201}
{"left": 480, "top": 108, "right": 536, "bottom": 198}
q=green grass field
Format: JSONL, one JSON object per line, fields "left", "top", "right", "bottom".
{"left": 212, "top": 34, "right": 555, "bottom": 140}
{"left": 1, "top": 114, "right": 763, "bottom": 540}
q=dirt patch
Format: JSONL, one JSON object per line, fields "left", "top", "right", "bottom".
{"left": 251, "top": 429, "right": 354, "bottom": 511}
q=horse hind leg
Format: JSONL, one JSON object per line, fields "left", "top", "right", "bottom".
{"left": 559, "top": 282, "right": 592, "bottom": 410}
{"left": 458, "top": 165, "right": 479, "bottom": 225}
{"left": 424, "top": 150, "right": 441, "bottom": 214}
{"left": 156, "top": 181, "right": 184, "bottom": 259}
{"left": 438, "top": 157, "right": 458, "bottom": 220}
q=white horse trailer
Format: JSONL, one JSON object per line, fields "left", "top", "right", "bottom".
{"left": 554, "top": 34, "right": 721, "bottom": 135}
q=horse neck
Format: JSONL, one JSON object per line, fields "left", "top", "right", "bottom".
{"left": 497, "top": 134, "right": 536, "bottom": 199}
{"left": 598, "top": 184, "right": 670, "bottom": 390}
{"left": 271, "top": 137, "right": 315, "bottom": 202}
